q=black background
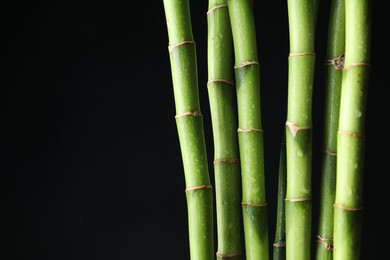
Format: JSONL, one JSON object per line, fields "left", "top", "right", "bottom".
{"left": 2, "top": 1, "right": 387, "bottom": 259}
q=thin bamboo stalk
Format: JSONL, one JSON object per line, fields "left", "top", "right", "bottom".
{"left": 333, "top": 0, "right": 371, "bottom": 259}
{"left": 273, "top": 138, "right": 287, "bottom": 260}
{"left": 163, "top": 1, "right": 214, "bottom": 259}
{"left": 226, "top": 1, "right": 269, "bottom": 259}
{"left": 207, "top": 1, "right": 242, "bottom": 259}
{"left": 285, "top": 1, "right": 316, "bottom": 259}
{"left": 315, "top": 1, "right": 345, "bottom": 259}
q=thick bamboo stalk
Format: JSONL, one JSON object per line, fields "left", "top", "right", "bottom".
{"left": 316, "top": 1, "right": 345, "bottom": 259}
{"left": 273, "top": 138, "right": 287, "bottom": 260}
{"left": 226, "top": 1, "right": 268, "bottom": 259}
{"left": 333, "top": 0, "right": 371, "bottom": 259}
{"left": 207, "top": 1, "right": 242, "bottom": 259}
{"left": 163, "top": 1, "right": 214, "bottom": 259}
{"left": 285, "top": 1, "right": 316, "bottom": 259}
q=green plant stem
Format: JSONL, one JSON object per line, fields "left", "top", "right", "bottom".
{"left": 333, "top": 0, "right": 371, "bottom": 259}
{"left": 273, "top": 138, "right": 287, "bottom": 260}
{"left": 312, "top": 0, "right": 320, "bottom": 28}
{"left": 285, "top": 1, "right": 315, "bottom": 259}
{"left": 226, "top": 1, "right": 268, "bottom": 259}
{"left": 163, "top": 1, "right": 214, "bottom": 259}
{"left": 207, "top": 1, "right": 242, "bottom": 259}
{"left": 316, "top": 1, "right": 345, "bottom": 259}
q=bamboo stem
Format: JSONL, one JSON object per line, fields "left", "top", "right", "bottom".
{"left": 315, "top": 1, "right": 345, "bottom": 259}
{"left": 163, "top": 1, "right": 214, "bottom": 259}
{"left": 312, "top": 0, "right": 320, "bottom": 28}
{"left": 333, "top": 0, "right": 371, "bottom": 259}
{"left": 207, "top": 1, "right": 242, "bottom": 259}
{"left": 273, "top": 138, "right": 287, "bottom": 260}
{"left": 285, "top": 1, "right": 316, "bottom": 259}
{"left": 226, "top": 0, "right": 269, "bottom": 259}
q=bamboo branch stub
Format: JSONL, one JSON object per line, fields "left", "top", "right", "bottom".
{"left": 285, "top": 121, "right": 312, "bottom": 138}
{"left": 323, "top": 150, "right": 337, "bottom": 156}
{"left": 325, "top": 53, "right": 345, "bottom": 70}
{"left": 273, "top": 241, "right": 286, "bottom": 248}
{"left": 316, "top": 235, "right": 334, "bottom": 251}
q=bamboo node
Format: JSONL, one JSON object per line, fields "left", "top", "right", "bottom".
{"left": 273, "top": 241, "right": 286, "bottom": 248}
{"left": 207, "top": 4, "right": 228, "bottom": 15}
{"left": 241, "top": 201, "right": 268, "bottom": 207}
{"left": 285, "top": 197, "right": 311, "bottom": 202}
{"left": 288, "top": 52, "right": 316, "bottom": 58}
{"left": 334, "top": 204, "right": 363, "bottom": 211}
{"left": 237, "top": 128, "right": 263, "bottom": 133}
{"left": 234, "top": 61, "right": 259, "bottom": 69}
{"left": 185, "top": 185, "right": 212, "bottom": 192}
{"left": 343, "top": 62, "right": 370, "bottom": 70}
{"left": 323, "top": 150, "right": 337, "bottom": 156}
{"left": 213, "top": 158, "right": 240, "bottom": 165}
{"left": 207, "top": 79, "right": 235, "bottom": 86}
{"left": 285, "top": 121, "right": 312, "bottom": 138}
{"left": 216, "top": 251, "right": 242, "bottom": 258}
{"left": 175, "top": 110, "right": 202, "bottom": 119}
{"left": 168, "top": 40, "right": 195, "bottom": 52}
{"left": 337, "top": 130, "right": 365, "bottom": 138}
{"left": 317, "top": 235, "right": 333, "bottom": 251}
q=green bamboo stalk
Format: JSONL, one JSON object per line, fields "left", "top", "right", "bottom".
{"left": 273, "top": 138, "right": 287, "bottom": 260}
{"left": 285, "top": 1, "right": 316, "bottom": 259}
{"left": 207, "top": 1, "right": 242, "bottom": 259}
{"left": 312, "top": 0, "right": 320, "bottom": 28}
{"left": 315, "top": 1, "right": 345, "bottom": 259}
{"left": 333, "top": 0, "right": 371, "bottom": 259}
{"left": 226, "top": 1, "right": 268, "bottom": 259}
{"left": 163, "top": 1, "right": 214, "bottom": 259}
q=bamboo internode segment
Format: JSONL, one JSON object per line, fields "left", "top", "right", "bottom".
{"left": 343, "top": 62, "right": 370, "bottom": 70}
{"left": 237, "top": 128, "right": 263, "bottom": 133}
{"left": 334, "top": 204, "right": 364, "bottom": 211}
{"left": 216, "top": 251, "right": 242, "bottom": 258}
{"left": 207, "top": 79, "right": 235, "bottom": 86}
{"left": 285, "top": 197, "right": 311, "bottom": 202}
{"left": 316, "top": 235, "right": 333, "bottom": 251}
{"left": 323, "top": 150, "right": 337, "bottom": 156}
{"left": 175, "top": 110, "right": 202, "bottom": 119}
{"left": 241, "top": 201, "right": 268, "bottom": 207}
{"left": 233, "top": 61, "right": 259, "bottom": 69}
{"left": 288, "top": 52, "right": 316, "bottom": 57}
{"left": 325, "top": 53, "right": 345, "bottom": 70}
{"left": 285, "top": 121, "right": 312, "bottom": 138}
{"left": 207, "top": 4, "right": 228, "bottom": 15}
{"left": 168, "top": 40, "right": 195, "bottom": 53}
{"left": 185, "top": 184, "right": 212, "bottom": 192}
{"left": 213, "top": 158, "right": 240, "bottom": 164}
{"left": 273, "top": 241, "right": 286, "bottom": 248}
{"left": 337, "top": 130, "right": 365, "bottom": 138}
